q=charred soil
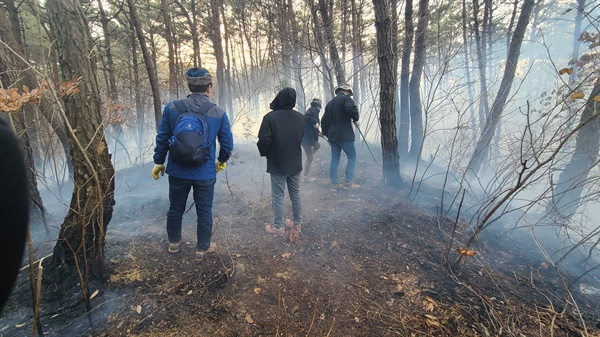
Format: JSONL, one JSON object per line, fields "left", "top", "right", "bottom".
{"left": 2, "top": 157, "right": 600, "bottom": 337}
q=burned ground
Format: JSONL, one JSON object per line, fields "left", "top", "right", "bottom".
{"left": 1, "top": 145, "right": 599, "bottom": 336}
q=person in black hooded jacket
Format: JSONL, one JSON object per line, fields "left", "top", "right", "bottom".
{"left": 257, "top": 87, "right": 304, "bottom": 236}
{"left": 301, "top": 98, "right": 322, "bottom": 181}
{"left": 0, "top": 117, "right": 29, "bottom": 313}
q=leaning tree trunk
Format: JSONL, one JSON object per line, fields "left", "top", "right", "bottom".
{"left": 466, "top": 0, "right": 535, "bottom": 175}
{"left": 127, "top": 0, "right": 162, "bottom": 131}
{"left": 288, "top": 0, "right": 305, "bottom": 112}
{"left": 551, "top": 79, "right": 600, "bottom": 218}
{"left": 407, "top": 0, "right": 429, "bottom": 160}
{"left": 373, "top": 0, "right": 401, "bottom": 187}
{"left": 46, "top": 0, "right": 116, "bottom": 280}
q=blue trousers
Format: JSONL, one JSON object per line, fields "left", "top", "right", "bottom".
{"left": 270, "top": 172, "right": 302, "bottom": 228}
{"left": 167, "top": 176, "right": 216, "bottom": 250}
{"left": 329, "top": 140, "right": 357, "bottom": 184}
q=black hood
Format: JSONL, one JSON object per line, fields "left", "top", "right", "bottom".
{"left": 269, "top": 87, "right": 296, "bottom": 110}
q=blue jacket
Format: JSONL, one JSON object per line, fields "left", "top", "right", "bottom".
{"left": 153, "top": 93, "right": 234, "bottom": 180}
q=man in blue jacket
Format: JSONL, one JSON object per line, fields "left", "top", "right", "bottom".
{"left": 152, "top": 68, "right": 234, "bottom": 259}
{"left": 257, "top": 87, "right": 304, "bottom": 236}
{"left": 321, "top": 83, "right": 360, "bottom": 191}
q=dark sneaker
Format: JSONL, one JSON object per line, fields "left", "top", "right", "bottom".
{"left": 196, "top": 242, "right": 217, "bottom": 260}
{"left": 168, "top": 241, "right": 181, "bottom": 253}
{"left": 344, "top": 182, "right": 360, "bottom": 189}
{"left": 265, "top": 224, "right": 285, "bottom": 236}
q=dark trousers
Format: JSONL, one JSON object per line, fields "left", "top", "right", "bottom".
{"left": 302, "top": 142, "right": 321, "bottom": 177}
{"left": 167, "top": 176, "right": 216, "bottom": 250}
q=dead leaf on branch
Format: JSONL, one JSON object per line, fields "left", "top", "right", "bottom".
{"left": 593, "top": 96, "right": 600, "bottom": 102}
{"left": 457, "top": 248, "right": 477, "bottom": 256}
{"left": 245, "top": 313, "right": 254, "bottom": 324}
{"left": 571, "top": 92, "right": 585, "bottom": 102}
{"left": 558, "top": 67, "right": 573, "bottom": 75}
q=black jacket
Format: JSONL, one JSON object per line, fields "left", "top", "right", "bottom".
{"left": 302, "top": 103, "right": 321, "bottom": 146}
{"left": 257, "top": 87, "right": 305, "bottom": 175}
{"left": 321, "top": 93, "right": 359, "bottom": 142}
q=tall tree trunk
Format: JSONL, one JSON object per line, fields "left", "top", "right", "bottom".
{"left": 46, "top": 0, "right": 116, "bottom": 280}
{"left": 210, "top": 0, "right": 228, "bottom": 111}
{"left": 279, "top": 0, "right": 292, "bottom": 86}
{"left": 161, "top": 0, "right": 177, "bottom": 100}
{"left": 288, "top": 0, "right": 305, "bottom": 112}
{"left": 472, "top": 0, "right": 489, "bottom": 133}
{"left": 373, "top": 0, "right": 401, "bottom": 187}
{"left": 174, "top": 0, "right": 202, "bottom": 67}
{"left": 220, "top": 1, "right": 235, "bottom": 117}
{"left": 1, "top": 0, "right": 73, "bottom": 177}
{"left": 408, "top": 0, "right": 429, "bottom": 160}
{"left": 551, "top": 79, "right": 600, "bottom": 218}
{"left": 127, "top": 0, "right": 162, "bottom": 131}
{"left": 569, "top": 0, "right": 585, "bottom": 88}
{"left": 350, "top": 0, "right": 363, "bottom": 105}
{"left": 96, "top": 0, "right": 118, "bottom": 100}
{"left": 466, "top": 0, "right": 535, "bottom": 175}
{"left": 129, "top": 17, "right": 144, "bottom": 158}
{"left": 398, "top": 0, "right": 413, "bottom": 160}
{"left": 309, "top": 0, "right": 334, "bottom": 100}
{"left": 462, "top": 0, "right": 477, "bottom": 151}
{"left": 319, "top": 0, "right": 346, "bottom": 84}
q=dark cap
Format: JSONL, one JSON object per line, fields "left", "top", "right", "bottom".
{"left": 186, "top": 68, "right": 212, "bottom": 86}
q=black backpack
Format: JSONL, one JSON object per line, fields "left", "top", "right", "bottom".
{"left": 169, "top": 99, "right": 215, "bottom": 166}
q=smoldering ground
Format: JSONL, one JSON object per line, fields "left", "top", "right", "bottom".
{"left": 1, "top": 135, "right": 599, "bottom": 336}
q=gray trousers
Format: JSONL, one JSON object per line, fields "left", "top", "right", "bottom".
{"left": 270, "top": 171, "right": 302, "bottom": 228}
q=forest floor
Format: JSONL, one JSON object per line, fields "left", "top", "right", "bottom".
{"left": 1, "top": 142, "right": 600, "bottom": 336}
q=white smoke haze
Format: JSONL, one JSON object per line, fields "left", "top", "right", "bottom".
{"left": 3, "top": 0, "right": 600, "bottom": 335}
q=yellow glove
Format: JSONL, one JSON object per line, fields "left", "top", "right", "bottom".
{"left": 152, "top": 164, "right": 165, "bottom": 180}
{"left": 216, "top": 161, "right": 226, "bottom": 173}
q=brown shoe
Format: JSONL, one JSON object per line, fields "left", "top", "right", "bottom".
{"left": 168, "top": 241, "right": 181, "bottom": 253}
{"left": 344, "top": 182, "right": 360, "bottom": 189}
{"left": 196, "top": 242, "right": 217, "bottom": 260}
{"left": 265, "top": 224, "right": 285, "bottom": 236}
{"left": 285, "top": 219, "right": 302, "bottom": 233}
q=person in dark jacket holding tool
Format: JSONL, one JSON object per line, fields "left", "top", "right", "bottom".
{"left": 321, "top": 83, "right": 360, "bottom": 191}
{"left": 301, "top": 98, "right": 322, "bottom": 182}
{"left": 257, "top": 87, "right": 304, "bottom": 236}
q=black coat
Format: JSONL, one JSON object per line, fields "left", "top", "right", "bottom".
{"left": 321, "top": 93, "right": 359, "bottom": 142}
{"left": 0, "top": 117, "right": 28, "bottom": 311}
{"left": 302, "top": 104, "right": 321, "bottom": 146}
{"left": 257, "top": 87, "right": 305, "bottom": 175}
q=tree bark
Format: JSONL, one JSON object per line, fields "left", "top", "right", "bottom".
{"left": 398, "top": 0, "right": 413, "bottom": 160}
{"left": 96, "top": 0, "right": 118, "bottom": 100}
{"left": 210, "top": 0, "right": 228, "bottom": 111}
{"left": 373, "top": 0, "right": 401, "bottom": 187}
{"left": 46, "top": 0, "right": 116, "bottom": 280}
{"left": 466, "top": 0, "right": 535, "bottom": 175}
{"left": 472, "top": 0, "right": 490, "bottom": 133}
{"left": 551, "top": 79, "right": 600, "bottom": 218}
{"left": 126, "top": 0, "right": 162, "bottom": 131}
{"left": 318, "top": 0, "right": 345, "bottom": 84}
{"left": 161, "top": 0, "right": 177, "bottom": 100}
{"left": 221, "top": 0, "right": 235, "bottom": 116}
{"left": 288, "top": 0, "right": 305, "bottom": 112}
{"left": 350, "top": 0, "right": 364, "bottom": 105}
{"left": 407, "top": 0, "right": 429, "bottom": 160}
